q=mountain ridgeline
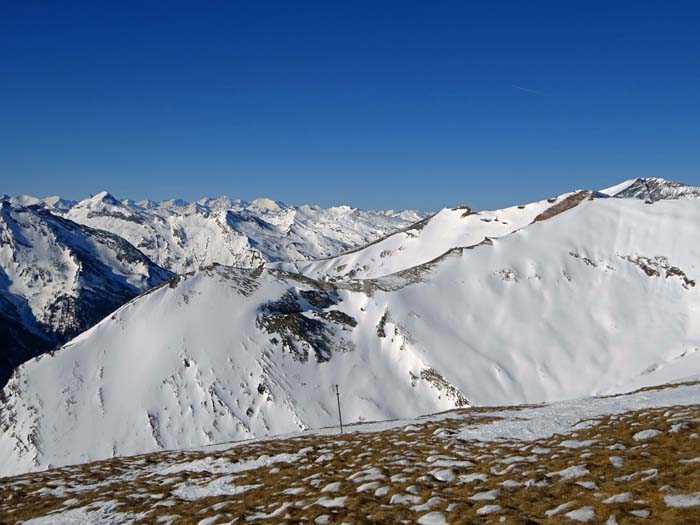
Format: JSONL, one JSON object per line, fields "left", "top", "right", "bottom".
{"left": 2, "top": 177, "right": 700, "bottom": 477}
{"left": 0, "top": 194, "right": 423, "bottom": 387}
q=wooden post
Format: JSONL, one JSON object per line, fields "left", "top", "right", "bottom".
{"left": 335, "top": 384, "right": 343, "bottom": 434}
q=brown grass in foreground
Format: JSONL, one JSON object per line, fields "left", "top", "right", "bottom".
{"left": 1, "top": 395, "right": 700, "bottom": 524}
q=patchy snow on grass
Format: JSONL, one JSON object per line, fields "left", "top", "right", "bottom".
{"left": 390, "top": 493, "right": 423, "bottom": 505}
{"left": 158, "top": 451, "right": 306, "bottom": 476}
{"left": 665, "top": 493, "right": 700, "bottom": 508}
{"left": 428, "top": 468, "right": 455, "bottom": 482}
{"left": 416, "top": 511, "right": 447, "bottom": 525}
{"left": 564, "top": 506, "right": 595, "bottom": 522}
{"left": 603, "top": 492, "right": 632, "bottom": 504}
{"left": 22, "top": 501, "right": 144, "bottom": 525}
{"left": 476, "top": 504, "right": 502, "bottom": 515}
{"left": 171, "top": 477, "right": 261, "bottom": 501}
{"left": 547, "top": 465, "right": 590, "bottom": 480}
{"left": 313, "top": 496, "right": 348, "bottom": 508}
{"left": 320, "top": 481, "right": 341, "bottom": 493}
{"left": 459, "top": 472, "right": 489, "bottom": 484}
{"left": 633, "top": 429, "right": 662, "bottom": 441}
{"left": 469, "top": 489, "right": 500, "bottom": 501}
{"left": 545, "top": 502, "right": 574, "bottom": 517}
{"left": 458, "top": 384, "right": 700, "bottom": 444}
{"left": 560, "top": 439, "right": 597, "bottom": 449}
{"left": 609, "top": 456, "right": 625, "bottom": 468}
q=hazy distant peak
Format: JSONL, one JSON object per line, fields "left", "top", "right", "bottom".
{"left": 248, "top": 197, "right": 286, "bottom": 212}
{"left": 196, "top": 195, "right": 244, "bottom": 210}
{"left": 9, "top": 194, "right": 42, "bottom": 207}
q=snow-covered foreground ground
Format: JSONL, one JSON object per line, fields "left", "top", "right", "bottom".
{"left": 2, "top": 381, "right": 700, "bottom": 524}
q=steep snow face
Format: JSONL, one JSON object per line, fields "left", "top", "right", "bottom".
{"left": 60, "top": 193, "right": 424, "bottom": 274}
{"left": 3, "top": 196, "right": 700, "bottom": 476}
{"left": 0, "top": 202, "right": 172, "bottom": 386}
{"left": 602, "top": 177, "right": 700, "bottom": 201}
{"left": 0, "top": 266, "right": 465, "bottom": 476}
{"left": 277, "top": 192, "right": 587, "bottom": 281}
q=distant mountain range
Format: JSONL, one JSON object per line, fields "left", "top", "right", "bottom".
{"left": 2, "top": 177, "right": 700, "bottom": 476}
{"left": 0, "top": 194, "right": 423, "bottom": 387}
{"left": 3, "top": 192, "right": 425, "bottom": 274}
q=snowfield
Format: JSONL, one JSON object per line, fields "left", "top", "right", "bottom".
{"left": 3, "top": 187, "right": 700, "bottom": 477}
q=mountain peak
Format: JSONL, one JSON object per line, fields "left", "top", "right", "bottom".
{"left": 9, "top": 194, "right": 42, "bottom": 207}
{"left": 603, "top": 177, "right": 700, "bottom": 202}
{"left": 157, "top": 198, "right": 190, "bottom": 210}
{"left": 248, "top": 197, "right": 285, "bottom": 212}
{"left": 196, "top": 195, "right": 243, "bottom": 210}
{"left": 42, "top": 195, "right": 76, "bottom": 211}
{"left": 84, "top": 191, "right": 121, "bottom": 206}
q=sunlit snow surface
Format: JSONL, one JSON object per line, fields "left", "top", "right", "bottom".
{"left": 3, "top": 194, "right": 700, "bottom": 476}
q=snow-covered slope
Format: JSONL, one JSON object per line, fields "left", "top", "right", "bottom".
{"left": 0, "top": 201, "right": 172, "bottom": 386}
{"left": 3, "top": 194, "right": 700, "bottom": 476}
{"left": 276, "top": 191, "right": 591, "bottom": 281}
{"left": 58, "top": 193, "right": 424, "bottom": 274}
{"left": 602, "top": 177, "right": 700, "bottom": 202}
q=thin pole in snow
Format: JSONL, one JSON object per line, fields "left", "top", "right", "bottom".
{"left": 335, "top": 384, "right": 343, "bottom": 434}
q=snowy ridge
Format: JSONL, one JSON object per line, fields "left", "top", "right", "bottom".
{"left": 0, "top": 201, "right": 172, "bottom": 386}
{"left": 3, "top": 194, "right": 700, "bottom": 476}
{"left": 274, "top": 191, "right": 590, "bottom": 281}
{"left": 601, "top": 177, "right": 700, "bottom": 202}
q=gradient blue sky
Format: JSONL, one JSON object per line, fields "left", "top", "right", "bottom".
{"left": 2, "top": 1, "right": 699, "bottom": 211}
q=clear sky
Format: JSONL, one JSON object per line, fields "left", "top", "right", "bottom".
{"left": 2, "top": 1, "right": 699, "bottom": 211}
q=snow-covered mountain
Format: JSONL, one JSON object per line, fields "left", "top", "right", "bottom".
{"left": 601, "top": 177, "right": 700, "bottom": 202}
{"left": 0, "top": 201, "right": 172, "bottom": 386}
{"left": 62, "top": 192, "right": 265, "bottom": 274}
{"left": 0, "top": 192, "right": 423, "bottom": 387}
{"left": 279, "top": 178, "right": 700, "bottom": 282}
{"left": 275, "top": 191, "right": 594, "bottom": 281}
{"left": 57, "top": 192, "right": 425, "bottom": 274}
{"left": 1, "top": 194, "right": 77, "bottom": 211}
{"left": 3, "top": 190, "right": 700, "bottom": 476}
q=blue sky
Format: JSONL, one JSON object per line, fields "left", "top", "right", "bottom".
{"left": 2, "top": 1, "right": 699, "bottom": 211}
